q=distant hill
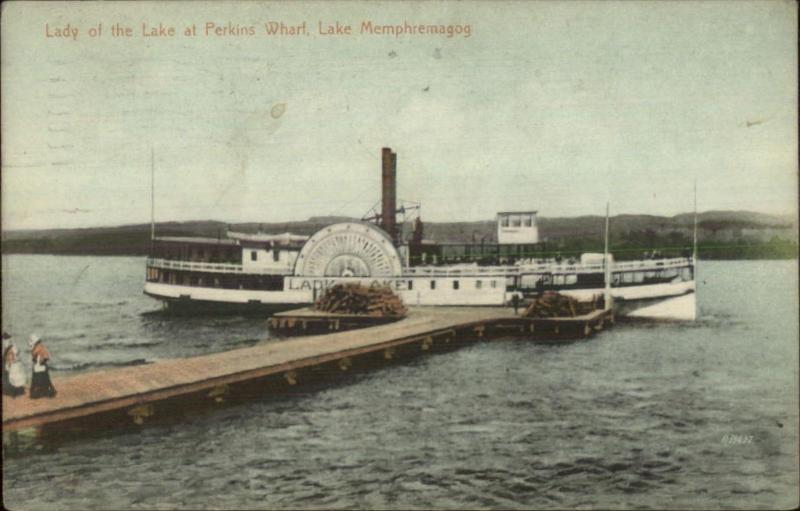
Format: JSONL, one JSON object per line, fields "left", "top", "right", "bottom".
{"left": 419, "top": 212, "right": 797, "bottom": 259}
{"left": 1, "top": 211, "right": 797, "bottom": 259}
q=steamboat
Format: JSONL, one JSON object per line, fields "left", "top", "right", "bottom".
{"left": 144, "top": 148, "right": 696, "bottom": 320}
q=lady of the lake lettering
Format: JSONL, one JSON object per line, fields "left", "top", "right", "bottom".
{"left": 45, "top": 23, "right": 80, "bottom": 40}
{"left": 141, "top": 23, "right": 176, "bottom": 37}
{"left": 45, "top": 20, "right": 472, "bottom": 40}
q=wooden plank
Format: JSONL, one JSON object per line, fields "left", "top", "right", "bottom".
{"left": 3, "top": 307, "right": 515, "bottom": 431}
{"left": 5, "top": 306, "right": 611, "bottom": 430}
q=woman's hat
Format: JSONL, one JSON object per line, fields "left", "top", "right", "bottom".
{"left": 28, "top": 334, "right": 41, "bottom": 349}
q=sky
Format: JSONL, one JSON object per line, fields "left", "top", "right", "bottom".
{"left": 1, "top": 1, "right": 797, "bottom": 230}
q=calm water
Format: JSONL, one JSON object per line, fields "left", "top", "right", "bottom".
{"left": 2, "top": 255, "right": 798, "bottom": 510}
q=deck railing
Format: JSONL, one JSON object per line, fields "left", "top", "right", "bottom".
{"left": 147, "top": 256, "right": 693, "bottom": 278}
{"left": 146, "top": 258, "right": 292, "bottom": 276}
{"left": 403, "top": 257, "right": 692, "bottom": 277}
{"left": 516, "top": 257, "right": 692, "bottom": 275}
{"left": 611, "top": 257, "right": 693, "bottom": 272}
{"left": 403, "top": 266, "right": 521, "bottom": 278}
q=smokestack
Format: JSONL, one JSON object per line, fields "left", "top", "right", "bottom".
{"left": 381, "top": 147, "right": 397, "bottom": 243}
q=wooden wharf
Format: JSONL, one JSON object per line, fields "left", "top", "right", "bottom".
{"left": 3, "top": 306, "right": 612, "bottom": 438}
{"left": 269, "top": 308, "right": 402, "bottom": 335}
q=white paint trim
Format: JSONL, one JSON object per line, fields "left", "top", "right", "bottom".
{"left": 146, "top": 277, "right": 695, "bottom": 314}
{"left": 627, "top": 292, "right": 697, "bottom": 321}
{"left": 559, "top": 280, "right": 695, "bottom": 301}
{"left": 144, "top": 282, "right": 309, "bottom": 305}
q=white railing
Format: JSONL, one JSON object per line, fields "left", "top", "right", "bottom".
{"left": 148, "top": 256, "right": 693, "bottom": 279}
{"left": 146, "top": 258, "right": 292, "bottom": 276}
{"left": 403, "top": 265, "right": 521, "bottom": 278}
{"left": 403, "top": 257, "right": 693, "bottom": 278}
{"left": 612, "top": 257, "right": 693, "bottom": 272}
{"left": 516, "top": 257, "right": 692, "bottom": 275}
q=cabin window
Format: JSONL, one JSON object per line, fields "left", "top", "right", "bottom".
{"left": 490, "top": 280, "right": 497, "bottom": 288}
{"left": 251, "top": 250, "right": 258, "bottom": 261}
{"left": 453, "top": 280, "right": 460, "bottom": 290}
{"left": 511, "top": 216, "right": 521, "bottom": 227}
{"left": 476, "top": 280, "right": 482, "bottom": 289}
{"left": 501, "top": 216, "right": 509, "bottom": 227}
{"left": 273, "top": 249, "right": 280, "bottom": 262}
{"left": 408, "top": 280, "right": 414, "bottom": 290}
{"left": 523, "top": 215, "right": 532, "bottom": 227}
{"left": 430, "top": 280, "right": 436, "bottom": 290}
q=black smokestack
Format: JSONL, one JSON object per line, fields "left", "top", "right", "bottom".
{"left": 381, "top": 147, "right": 397, "bottom": 243}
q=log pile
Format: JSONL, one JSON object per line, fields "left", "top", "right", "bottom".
{"left": 314, "top": 283, "right": 408, "bottom": 317}
{"left": 523, "top": 291, "right": 598, "bottom": 318}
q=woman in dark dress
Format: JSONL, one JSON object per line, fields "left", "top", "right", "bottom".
{"left": 28, "top": 334, "right": 57, "bottom": 399}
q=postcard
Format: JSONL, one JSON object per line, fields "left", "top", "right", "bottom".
{"left": 2, "top": 1, "right": 798, "bottom": 509}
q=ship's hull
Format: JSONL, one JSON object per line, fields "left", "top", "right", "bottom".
{"left": 144, "top": 293, "right": 304, "bottom": 316}
{"left": 144, "top": 278, "right": 695, "bottom": 320}
{"left": 617, "top": 291, "right": 697, "bottom": 321}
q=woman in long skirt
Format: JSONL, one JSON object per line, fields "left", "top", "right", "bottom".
{"left": 2, "top": 334, "right": 26, "bottom": 397}
{"left": 28, "top": 334, "right": 57, "bottom": 399}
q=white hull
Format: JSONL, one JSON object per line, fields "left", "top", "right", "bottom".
{"left": 559, "top": 280, "right": 696, "bottom": 321}
{"left": 145, "top": 277, "right": 696, "bottom": 320}
{"left": 144, "top": 282, "right": 309, "bottom": 305}
{"left": 624, "top": 291, "right": 697, "bottom": 321}
{"left": 559, "top": 279, "right": 695, "bottom": 302}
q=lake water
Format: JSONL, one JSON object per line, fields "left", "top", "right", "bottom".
{"left": 2, "top": 255, "right": 798, "bottom": 509}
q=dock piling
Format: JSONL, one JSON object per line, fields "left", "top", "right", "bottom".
{"left": 208, "top": 385, "right": 230, "bottom": 403}
{"left": 128, "top": 404, "right": 155, "bottom": 425}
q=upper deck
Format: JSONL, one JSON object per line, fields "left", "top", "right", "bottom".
{"left": 147, "top": 255, "right": 694, "bottom": 278}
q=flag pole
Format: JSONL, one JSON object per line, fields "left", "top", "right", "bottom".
{"left": 692, "top": 180, "right": 698, "bottom": 270}
{"left": 150, "top": 147, "right": 155, "bottom": 254}
{"left": 692, "top": 180, "right": 698, "bottom": 318}
{"left": 604, "top": 202, "right": 611, "bottom": 311}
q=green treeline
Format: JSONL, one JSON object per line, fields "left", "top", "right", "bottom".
{"left": 1, "top": 213, "right": 797, "bottom": 260}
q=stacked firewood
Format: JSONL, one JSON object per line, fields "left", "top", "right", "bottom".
{"left": 523, "top": 291, "right": 593, "bottom": 318}
{"left": 314, "top": 283, "right": 408, "bottom": 317}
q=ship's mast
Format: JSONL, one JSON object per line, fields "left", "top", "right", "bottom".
{"left": 692, "top": 180, "right": 698, "bottom": 318}
{"left": 150, "top": 148, "right": 155, "bottom": 251}
{"left": 692, "top": 180, "right": 698, "bottom": 269}
{"left": 604, "top": 202, "right": 611, "bottom": 310}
